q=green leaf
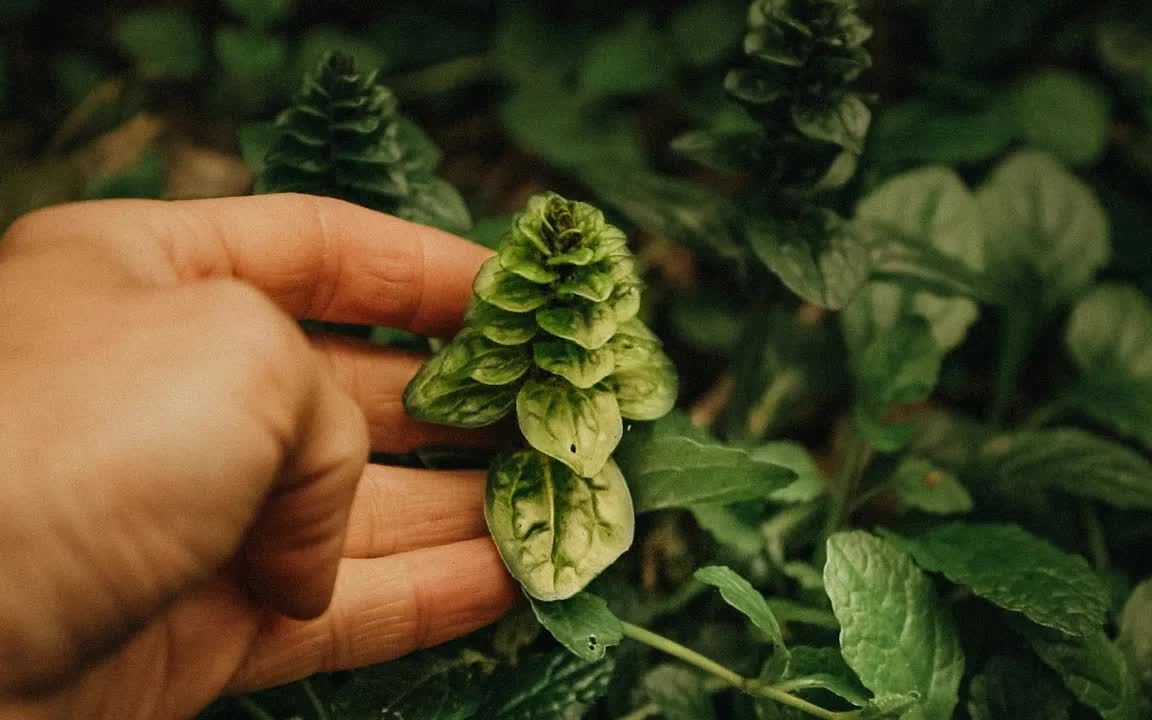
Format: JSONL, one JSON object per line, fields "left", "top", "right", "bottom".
{"left": 890, "top": 457, "right": 972, "bottom": 515}
{"left": 824, "top": 532, "right": 964, "bottom": 720}
{"left": 536, "top": 302, "right": 618, "bottom": 351}
{"left": 605, "top": 335, "right": 678, "bottom": 420}
{"left": 329, "top": 646, "right": 494, "bottom": 720}
{"left": 978, "top": 150, "right": 1110, "bottom": 311}
{"left": 644, "top": 665, "right": 716, "bottom": 720}
{"left": 116, "top": 9, "right": 205, "bottom": 80}
{"left": 529, "top": 591, "right": 623, "bottom": 662}
{"left": 402, "top": 343, "right": 518, "bottom": 427}
{"left": 849, "top": 166, "right": 984, "bottom": 352}
{"left": 967, "top": 654, "right": 1072, "bottom": 720}
{"left": 689, "top": 505, "right": 765, "bottom": 557}
{"left": 753, "top": 442, "right": 826, "bottom": 504}
{"left": 668, "top": 0, "right": 745, "bottom": 67}
{"left": 479, "top": 650, "right": 615, "bottom": 720}
{"left": 615, "top": 414, "right": 796, "bottom": 512}
{"left": 1016, "top": 623, "right": 1147, "bottom": 720}
{"left": 53, "top": 52, "right": 107, "bottom": 106}
{"left": 1059, "top": 375, "right": 1152, "bottom": 454}
{"left": 579, "top": 13, "right": 673, "bottom": 97}
{"left": 883, "top": 523, "right": 1108, "bottom": 637}
{"left": 869, "top": 99, "right": 1013, "bottom": 166}
{"left": 1067, "top": 283, "right": 1152, "bottom": 378}
{"left": 1011, "top": 71, "right": 1112, "bottom": 166}
{"left": 467, "top": 299, "right": 538, "bottom": 346}
{"left": 438, "top": 330, "right": 532, "bottom": 386}
{"left": 695, "top": 566, "right": 787, "bottom": 653}
{"left": 222, "top": 0, "right": 293, "bottom": 28}
{"left": 793, "top": 94, "right": 871, "bottom": 156}
{"left": 516, "top": 378, "right": 622, "bottom": 477}
{"left": 295, "top": 25, "right": 389, "bottom": 79}
{"left": 1119, "top": 578, "right": 1152, "bottom": 693}
{"left": 852, "top": 316, "right": 942, "bottom": 451}
{"left": 474, "top": 257, "right": 550, "bottom": 313}
{"left": 215, "top": 26, "right": 287, "bottom": 81}
{"left": 534, "top": 339, "right": 615, "bottom": 389}
{"left": 765, "top": 645, "right": 871, "bottom": 708}
{"left": 237, "top": 122, "right": 277, "bottom": 176}
{"left": 400, "top": 178, "right": 474, "bottom": 235}
{"left": 487, "top": 451, "right": 634, "bottom": 601}
{"left": 980, "top": 428, "right": 1152, "bottom": 510}
{"left": 747, "top": 208, "right": 871, "bottom": 310}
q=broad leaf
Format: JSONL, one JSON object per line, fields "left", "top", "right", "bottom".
{"left": 1017, "top": 623, "right": 1147, "bottom": 720}
{"left": 215, "top": 27, "right": 286, "bottom": 81}
{"left": 1060, "top": 376, "right": 1152, "bottom": 453}
{"left": 967, "top": 654, "right": 1072, "bottom": 720}
{"left": 439, "top": 329, "right": 532, "bottom": 386}
{"left": 852, "top": 316, "right": 942, "bottom": 451}
{"left": 890, "top": 457, "right": 972, "bottom": 515}
{"left": 824, "top": 532, "right": 964, "bottom": 720}
{"left": 689, "top": 504, "right": 765, "bottom": 557}
{"left": 400, "top": 178, "right": 474, "bottom": 235}
{"left": 763, "top": 645, "right": 871, "bottom": 708}
{"left": 978, "top": 151, "right": 1110, "bottom": 311}
{"left": 486, "top": 451, "right": 633, "bottom": 601}
{"left": 980, "top": 429, "right": 1152, "bottom": 510}
{"left": 579, "top": 13, "right": 672, "bottom": 97}
{"left": 529, "top": 591, "right": 622, "bottom": 662}
{"left": 403, "top": 345, "right": 517, "bottom": 427}
{"left": 746, "top": 207, "right": 871, "bottom": 310}
{"left": 668, "top": 0, "right": 745, "bottom": 68}
{"left": 536, "top": 302, "right": 618, "bottom": 351}
{"left": 753, "top": 441, "right": 826, "bottom": 504}
{"left": 474, "top": 256, "right": 550, "bottom": 313}
{"left": 1011, "top": 71, "right": 1112, "bottom": 166}
{"left": 644, "top": 665, "right": 716, "bottom": 720}
{"left": 615, "top": 414, "right": 796, "bottom": 511}
{"left": 479, "top": 650, "right": 616, "bottom": 720}
{"left": 605, "top": 334, "right": 678, "bottom": 420}
{"left": 695, "top": 566, "right": 787, "bottom": 653}
{"left": 883, "top": 523, "right": 1108, "bottom": 637}
{"left": 849, "top": 166, "right": 983, "bottom": 352}
{"left": 533, "top": 339, "right": 615, "bottom": 389}
{"left": 467, "top": 299, "right": 538, "bottom": 346}
{"left": 1119, "top": 578, "right": 1152, "bottom": 693}
{"left": 116, "top": 8, "right": 205, "bottom": 80}
{"left": 517, "top": 377, "right": 622, "bottom": 477}
{"left": 869, "top": 99, "right": 1013, "bottom": 167}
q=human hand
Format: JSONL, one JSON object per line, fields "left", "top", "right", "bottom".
{"left": 0, "top": 195, "right": 518, "bottom": 719}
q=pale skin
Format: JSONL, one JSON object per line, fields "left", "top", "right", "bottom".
{"left": 0, "top": 194, "right": 519, "bottom": 719}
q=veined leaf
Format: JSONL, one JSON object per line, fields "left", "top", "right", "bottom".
{"left": 467, "top": 299, "right": 538, "bottom": 346}
{"left": 474, "top": 256, "right": 550, "bottom": 312}
{"left": 890, "top": 457, "right": 972, "bottom": 515}
{"left": 754, "top": 441, "right": 827, "bottom": 504}
{"left": 695, "top": 566, "right": 787, "bottom": 654}
{"left": 536, "top": 302, "right": 618, "bottom": 351}
{"left": 533, "top": 339, "right": 615, "bottom": 389}
{"left": 517, "top": 377, "right": 622, "bottom": 477}
{"left": 329, "top": 646, "right": 494, "bottom": 720}
{"left": 762, "top": 646, "right": 871, "bottom": 708}
{"left": 1119, "top": 578, "right": 1152, "bottom": 693}
{"left": 606, "top": 336, "right": 678, "bottom": 420}
{"left": 882, "top": 523, "right": 1109, "bottom": 637}
{"left": 644, "top": 665, "right": 716, "bottom": 720}
{"left": 486, "top": 451, "right": 633, "bottom": 601}
{"left": 479, "top": 650, "right": 616, "bottom": 720}
{"left": 529, "top": 591, "right": 622, "bottom": 662}
{"left": 967, "top": 654, "right": 1072, "bottom": 720}
{"left": 403, "top": 345, "right": 517, "bottom": 427}
{"left": 1011, "top": 70, "right": 1112, "bottom": 166}
{"left": 400, "top": 178, "right": 473, "bottom": 235}
{"left": 824, "top": 532, "right": 964, "bottom": 720}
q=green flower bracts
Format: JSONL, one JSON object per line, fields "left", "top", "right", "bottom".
{"left": 404, "top": 192, "right": 678, "bottom": 599}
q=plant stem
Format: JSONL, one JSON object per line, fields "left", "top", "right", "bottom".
{"left": 300, "top": 677, "right": 331, "bottom": 720}
{"left": 987, "top": 308, "right": 1035, "bottom": 428}
{"left": 819, "top": 429, "right": 872, "bottom": 555}
{"left": 1080, "top": 500, "right": 1110, "bottom": 571}
{"left": 619, "top": 622, "right": 857, "bottom": 720}
{"left": 234, "top": 696, "right": 276, "bottom": 720}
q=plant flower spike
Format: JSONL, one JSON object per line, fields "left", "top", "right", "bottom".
{"left": 405, "top": 192, "right": 677, "bottom": 599}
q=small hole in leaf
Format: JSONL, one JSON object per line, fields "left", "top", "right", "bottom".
{"left": 570, "top": 443, "right": 577, "bottom": 453}
{"left": 587, "top": 636, "right": 598, "bottom": 651}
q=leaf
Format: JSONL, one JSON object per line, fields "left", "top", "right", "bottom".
{"left": 474, "top": 257, "right": 550, "bottom": 313}
{"left": 1119, "top": 578, "right": 1152, "bottom": 692}
{"left": 967, "top": 654, "right": 1072, "bottom": 720}
{"left": 882, "top": 523, "right": 1108, "bottom": 637}
{"left": 1066, "top": 283, "right": 1152, "bottom": 381}
{"left": 1060, "top": 375, "right": 1152, "bottom": 453}
{"left": 614, "top": 414, "right": 796, "bottom": 512}
{"left": 222, "top": 0, "right": 293, "bottom": 28}
{"left": 764, "top": 645, "right": 871, "bottom": 708}
{"left": 605, "top": 336, "right": 678, "bottom": 421}
{"left": 890, "top": 457, "right": 972, "bottom": 515}
{"left": 753, "top": 442, "right": 826, "bottom": 504}
{"left": 579, "top": 13, "right": 673, "bottom": 97}
{"left": 237, "top": 122, "right": 277, "bottom": 175}
{"left": 479, "top": 650, "right": 616, "bottom": 720}
{"left": 400, "top": 178, "right": 474, "bottom": 235}
{"left": 403, "top": 344, "right": 517, "bottom": 427}
{"left": 329, "top": 647, "right": 493, "bottom": 720}
{"left": 980, "top": 428, "right": 1152, "bottom": 510}
{"left": 869, "top": 99, "right": 1013, "bottom": 166}
{"left": 852, "top": 316, "right": 942, "bottom": 451}
{"left": 534, "top": 339, "right": 615, "bottom": 389}
{"left": 529, "top": 591, "right": 623, "bottom": 662}
{"left": 824, "top": 532, "right": 964, "bottom": 720}
{"left": 644, "top": 665, "right": 716, "bottom": 720}
{"left": 439, "top": 330, "right": 532, "bottom": 386}
{"left": 1011, "top": 71, "right": 1112, "bottom": 166}
{"left": 690, "top": 504, "right": 764, "bottom": 557}
{"left": 536, "top": 302, "right": 618, "bottom": 351}
{"left": 486, "top": 451, "right": 634, "bottom": 601}
{"left": 695, "top": 566, "right": 787, "bottom": 653}
{"left": 747, "top": 207, "right": 871, "bottom": 310}
{"left": 215, "top": 26, "right": 287, "bottom": 81}
{"left": 467, "top": 299, "right": 538, "bottom": 346}
{"left": 516, "top": 377, "right": 622, "bottom": 477}
{"left": 793, "top": 94, "right": 872, "bottom": 156}
{"left": 668, "top": 0, "right": 745, "bottom": 67}
{"left": 116, "top": 8, "right": 205, "bottom": 80}
{"left": 978, "top": 150, "right": 1110, "bottom": 311}
{"left": 849, "top": 166, "right": 984, "bottom": 352}
{"left": 1016, "top": 623, "right": 1147, "bottom": 720}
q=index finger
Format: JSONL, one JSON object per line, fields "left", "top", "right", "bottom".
{"left": 5, "top": 193, "right": 493, "bottom": 336}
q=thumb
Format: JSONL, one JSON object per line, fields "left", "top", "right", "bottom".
{"left": 241, "top": 366, "right": 369, "bottom": 620}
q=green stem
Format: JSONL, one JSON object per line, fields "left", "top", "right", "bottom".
{"left": 302, "top": 677, "right": 330, "bottom": 720}
{"left": 1080, "top": 500, "right": 1110, "bottom": 571}
{"left": 819, "top": 429, "right": 872, "bottom": 555}
{"left": 387, "top": 53, "right": 496, "bottom": 99}
{"left": 620, "top": 622, "right": 857, "bottom": 720}
{"left": 987, "top": 308, "right": 1035, "bottom": 428}
{"left": 234, "top": 696, "right": 276, "bottom": 720}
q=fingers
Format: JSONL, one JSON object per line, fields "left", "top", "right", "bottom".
{"left": 228, "top": 538, "right": 518, "bottom": 691}
{"left": 311, "top": 335, "right": 505, "bottom": 452}
{"left": 342, "top": 466, "right": 488, "bottom": 558}
{"left": 4, "top": 194, "right": 493, "bottom": 335}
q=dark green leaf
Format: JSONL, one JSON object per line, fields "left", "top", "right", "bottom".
{"left": 869, "top": 99, "right": 1013, "bottom": 166}
{"left": 222, "top": 0, "right": 293, "bottom": 28}
{"left": 793, "top": 94, "right": 871, "bottom": 156}
{"left": 765, "top": 645, "right": 871, "bottom": 708}
{"left": 967, "top": 654, "right": 1072, "bottom": 720}
{"left": 1060, "top": 375, "right": 1152, "bottom": 454}
{"left": 890, "top": 457, "right": 972, "bottom": 515}
{"left": 824, "top": 532, "right": 963, "bottom": 720}
{"left": 237, "top": 122, "right": 277, "bottom": 175}
{"left": 116, "top": 9, "right": 205, "bottom": 80}
{"left": 669, "top": 0, "right": 745, "bottom": 67}
{"left": 695, "top": 566, "right": 787, "bottom": 653}
{"left": 480, "top": 650, "right": 615, "bottom": 720}
{"left": 1119, "top": 578, "right": 1152, "bottom": 692}
{"left": 883, "top": 523, "right": 1109, "bottom": 637}
{"left": 644, "top": 665, "right": 716, "bottom": 720}
{"left": 690, "top": 504, "right": 765, "bottom": 557}
{"left": 400, "top": 178, "right": 474, "bottom": 234}
{"left": 529, "top": 591, "right": 623, "bottom": 662}
{"left": 516, "top": 377, "right": 622, "bottom": 477}
{"left": 486, "top": 451, "right": 633, "bottom": 601}
{"left": 1011, "top": 71, "right": 1112, "bottom": 166}
{"left": 330, "top": 647, "right": 494, "bottom": 720}
{"left": 215, "top": 27, "right": 287, "bottom": 81}
{"left": 615, "top": 414, "right": 796, "bottom": 511}
{"left": 579, "top": 13, "right": 673, "bottom": 97}
{"left": 747, "top": 207, "right": 871, "bottom": 310}
{"left": 754, "top": 442, "right": 826, "bottom": 504}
